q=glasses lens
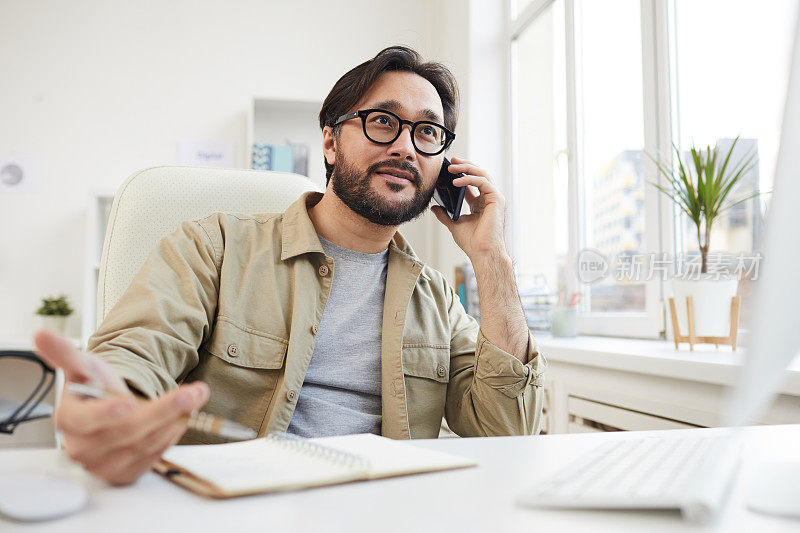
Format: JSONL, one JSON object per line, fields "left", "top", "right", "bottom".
{"left": 413, "top": 123, "right": 446, "bottom": 154}
{"left": 364, "top": 111, "right": 400, "bottom": 143}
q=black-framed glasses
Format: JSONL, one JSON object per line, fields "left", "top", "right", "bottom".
{"left": 334, "top": 108, "right": 455, "bottom": 156}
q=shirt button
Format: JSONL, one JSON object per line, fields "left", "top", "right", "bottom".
{"left": 311, "top": 324, "right": 319, "bottom": 334}
{"left": 286, "top": 389, "right": 298, "bottom": 401}
{"left": 318, "top": 265, "right": 329, "bottom": 277}
{"left": 227, "top": 344, "right": 239, "bottom": 357}
{"left": 436, "top": 364, "right": 447, "bottom": 378}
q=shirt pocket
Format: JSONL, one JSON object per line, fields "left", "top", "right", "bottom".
{"left": 402, "top": 344, "right": 450, "bottom": 438}
{"left": 206, "top": 316, "right": 288, "bottom": 369}
{"left": 182, "top": 316, "right": 288, "bottom": 444}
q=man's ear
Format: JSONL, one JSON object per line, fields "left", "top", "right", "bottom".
{"left": 322, "top": 126, "right": 336, "bottom": 166}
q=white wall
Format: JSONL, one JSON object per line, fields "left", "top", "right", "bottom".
{"left": 0, "top": 0, "right": 484, "bottom": 340}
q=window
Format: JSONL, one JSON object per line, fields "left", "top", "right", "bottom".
{"left": 509, "top": 0, "right": 798, "bottom": 338}
{"left": 512, "top": 1, "right": 568, "bottom": 309}
{"left": 575, "top": 0, "right": 647, "bottom": 313}
{"left": 672, "top": 0, "right": 797, "bottom": 258}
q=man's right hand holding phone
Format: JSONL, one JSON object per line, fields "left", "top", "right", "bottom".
{"left": 33, "top": 330, "right": 209, "bottom": 486}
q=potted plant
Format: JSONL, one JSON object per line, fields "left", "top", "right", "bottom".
{"left": 649, "top": 137, "right": 765, "bottom": 340}
{"left": 35, "top": 294, "right": 74, "bottom": 336}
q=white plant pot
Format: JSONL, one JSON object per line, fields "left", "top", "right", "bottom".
{"left": 39, "top": 315, "right": 68, "bottom": 336}
{"left": 670, "top": 277, "right": 739, "bottom": 338}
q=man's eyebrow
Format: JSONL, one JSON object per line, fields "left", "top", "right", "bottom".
{"left": 370, "top": 100, "right": 443, "bottom": 124}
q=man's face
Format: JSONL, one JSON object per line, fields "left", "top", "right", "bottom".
{"left": 323, "top": 71, "right": 446, "bottom": 226}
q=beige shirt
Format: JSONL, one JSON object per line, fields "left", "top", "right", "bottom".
{"left": 88, "top": 191, "right": 547, "bottom": 443}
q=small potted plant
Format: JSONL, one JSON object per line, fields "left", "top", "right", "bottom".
{"left": 649, "top": 137, "right": 766, "bottom": 341}
{"left": 35, "top": 294, "right": 74, "bottom": 336}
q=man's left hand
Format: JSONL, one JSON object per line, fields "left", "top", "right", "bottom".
{"left": 431, "top": 157, "right": 507, "bottom": 260}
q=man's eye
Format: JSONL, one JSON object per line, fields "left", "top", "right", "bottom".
{"left": 372, "top": 114, "right": 394, "bottom": 125}
{"left": 419, "top": 126, "right": 438, "bottom": 138}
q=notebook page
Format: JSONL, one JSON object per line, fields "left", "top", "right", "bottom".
{"left": 161, "top": 438, "right": 366, "bottom": 494}
{"left": 310, "top": 434, "right": 477, "bottom": 479}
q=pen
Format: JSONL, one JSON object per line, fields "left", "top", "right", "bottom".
{"left": 65, "top": 382, "right": 258, "bottom": 441}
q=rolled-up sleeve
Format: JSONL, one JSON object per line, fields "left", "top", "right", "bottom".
{"left": 444, "top": 285, "right": 547, "bottom": 437}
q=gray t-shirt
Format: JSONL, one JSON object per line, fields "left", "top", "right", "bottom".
{"left": 286, "top": 235, "right": 388, "bottom": 437}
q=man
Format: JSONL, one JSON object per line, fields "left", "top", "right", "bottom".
{"left": 34, "top": 46, "right": 546, "bottom": 485}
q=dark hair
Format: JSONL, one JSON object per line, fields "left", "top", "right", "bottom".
{"left": 319, "top": 45, "right": 460, "bottom": 184}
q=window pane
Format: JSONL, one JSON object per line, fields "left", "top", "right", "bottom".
{"left": 514, "top": 1, "right": 567, "bottom": 329}
{"left": 674, "top": 0, "right": 797, "bottom": 259}
{"left": 577, "top": 0, "right": 646, "bottom": 312}
{"left": 514, "top": 0, "right": 537, "bottom": 18}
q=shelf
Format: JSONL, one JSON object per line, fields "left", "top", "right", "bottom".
{"left": 247, "top": 97, "right": 325, "bottom": 188}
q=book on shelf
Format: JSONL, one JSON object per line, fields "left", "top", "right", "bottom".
{"left": 454, "top": 263, "right": 480, "bottom": 320}
{"left": 272, "top": 145, "right": 293, "bottom": 172}
{"left": 252, "top": 142, "right": 309, "bottom": 176}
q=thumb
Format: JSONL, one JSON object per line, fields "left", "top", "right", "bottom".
{"left": 431, "top": 205, "right": 455, "bottom": 230}
{"left": 33, "top": 329, "right": 128, "bottom": 394}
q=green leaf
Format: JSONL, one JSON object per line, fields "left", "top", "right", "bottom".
{"left": 646, "top": 137, "right": 768, "bottom": 255}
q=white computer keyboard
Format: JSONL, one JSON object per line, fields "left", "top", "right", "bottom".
{"left": 517, "top": 433, "right": 741, "bottom": 524}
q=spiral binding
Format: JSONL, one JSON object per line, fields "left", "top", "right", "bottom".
{"left": 264, "top": 432, "right": 371, "bottom": 472}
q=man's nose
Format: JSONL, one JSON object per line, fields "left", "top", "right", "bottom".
{"left": 387, "top": 124, "right": 417, "bottom": 160}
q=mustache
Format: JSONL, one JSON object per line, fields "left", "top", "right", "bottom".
{"left": 367, "top": 161, "right": 421, "bottom": 184}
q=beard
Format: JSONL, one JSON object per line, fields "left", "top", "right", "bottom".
{"left": 330, "top": 150, "right": 437, "bottom": 227}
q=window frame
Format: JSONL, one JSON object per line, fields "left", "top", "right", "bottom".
{"left": 509, "top": 0, "right": 676, "bottom": 338}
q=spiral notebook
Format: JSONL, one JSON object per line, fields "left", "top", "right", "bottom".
{"left": 156, "top": 433, "right": 476, "bottom": 498}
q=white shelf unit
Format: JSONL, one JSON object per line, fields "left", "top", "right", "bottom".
{"left": 82, "top": 189, "right": 115, "bottom": 347}
{"left": 247, "top": 97, "right": 326, "bottom": 189}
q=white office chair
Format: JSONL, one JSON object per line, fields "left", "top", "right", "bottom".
{"left": 97, "top": 166, "right": 321, "bottom": 323}
{"left": 52, "top": 167, "right": 319, "bottom": 447}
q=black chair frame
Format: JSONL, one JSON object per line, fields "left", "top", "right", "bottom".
{"left": 0, "top": 351, "right": 56, "bottom": 434}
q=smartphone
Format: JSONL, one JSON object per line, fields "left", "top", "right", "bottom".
{"left": 433, "top": 157, "right": 467, "bottom": 221}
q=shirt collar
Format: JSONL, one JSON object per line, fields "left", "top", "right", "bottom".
{"left": 280, "top": 191, "right": 423, "bottom": 266}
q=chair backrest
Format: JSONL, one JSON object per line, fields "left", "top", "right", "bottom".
{"left": 97, "top": 166, "right": 322, "bottom": 324}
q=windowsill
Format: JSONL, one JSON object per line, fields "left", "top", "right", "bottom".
{"left": 533, "top": 332, "right": 800, "bottom": 395}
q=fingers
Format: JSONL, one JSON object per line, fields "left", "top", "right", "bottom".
{"left": 34, "top": 329, "right": 129, "bottom": 393}
{"left": 62, "top": 383, "right": 208, "bottom": 460}
{"left": 447, "top": 158, "right": 498, "bottom": 200}
{"left": 448, "top": 157, "right": 494, "bottom": 183}
{"left": 116, "top": 383, "right": 209, "bottom": 444}
{"left": 449, "top": 156, "right": 475, "bottom": 166}
{"left": 453, "top": 174, "right": 499, "bottom": 200}
{"left": 89, "top": 419, "right": 188, "bottom": 486}
{"left": 56, "top": 393, "right": 138, "bottom": 435}
{"left": 33, "top": 329, "right": 94, "bottom": 383}
{"left": 462, "top": 185, "right": 481, "bottom": 210}
{"left": 59, "top": 382, "right": 210, "bottom": 486}
{"left": 430, "top": 205, "right": 455, "bottom": 229}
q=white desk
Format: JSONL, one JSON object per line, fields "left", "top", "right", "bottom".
{"left": 1, "top": 425, "right": 798, "bottom": 532}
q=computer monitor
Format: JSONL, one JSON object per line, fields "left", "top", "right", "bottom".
{"left": 725, "top": 9, "right": 800, "bottom": 428}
